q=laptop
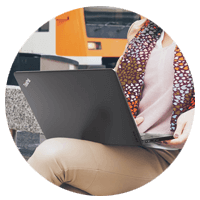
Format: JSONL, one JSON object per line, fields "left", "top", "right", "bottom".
{"left": 14, "top": 69, "right": 174, "bottom": 146}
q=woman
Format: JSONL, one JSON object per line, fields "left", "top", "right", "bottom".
{"left": 28, "top": 18, "right": 195, "bottom": 196}
{"left": 115, "top": 18, "right": 195, "bottom": 150}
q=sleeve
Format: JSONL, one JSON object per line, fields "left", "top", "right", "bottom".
{"left": 127, "top": 18, "right": 148, "bottom": 43}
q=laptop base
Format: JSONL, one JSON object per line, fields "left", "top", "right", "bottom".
{"left": 141, "top": 133, "right": 174, "bottom": 144}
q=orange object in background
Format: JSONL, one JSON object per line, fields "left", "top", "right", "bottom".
{"left": 56, "top": 7, "right": 141, "bottom": 68}
{"left": 19, "top": 7, "right": 141, "bottom": 68}
{"left": 56, "top": 9, "right": 87, "bottom": 56}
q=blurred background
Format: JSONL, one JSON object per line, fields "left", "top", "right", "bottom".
{"left": 7, "top": 6, "right": 140, "bottom": 85}
{"left": 6, "top": 6, "right": 141, "bottom": 160}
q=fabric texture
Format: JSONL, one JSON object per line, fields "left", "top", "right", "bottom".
{"left": 28, "top": 138, "right": 180, "bottom": 196}
{"left": 137, "top": 31, "right": 178, "bottom": 150}
{"left": 116, "top": 19, "right": 195, "bottom": 132}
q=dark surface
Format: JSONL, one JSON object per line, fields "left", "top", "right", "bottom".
{"left": 16, "top": 131, "right": 41, "bottom": 160}
{"left": 14, "top": 69, "right": 142, "bottom": 146}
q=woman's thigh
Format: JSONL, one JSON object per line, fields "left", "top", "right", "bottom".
{"left": 28, "top": 138, "right": 179, "bottom": 196}
{"left": 84, "top": 141, "right": 179, "bottom": 195}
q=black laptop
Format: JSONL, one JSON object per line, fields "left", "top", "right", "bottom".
{"left": 14, "top": 69, "right": 174, "bottom": 146}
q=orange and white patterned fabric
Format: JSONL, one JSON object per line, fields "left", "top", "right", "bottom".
{"left": 117, "top": 20, "right": 195, "bottom": 131}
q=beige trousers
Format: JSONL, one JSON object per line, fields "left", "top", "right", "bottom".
{"left": 28, "top": 138, "right": 180, "bottom": 196}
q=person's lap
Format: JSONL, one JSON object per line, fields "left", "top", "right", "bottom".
{"left": 28, "top": 138, "right": 179, "bottom": 196}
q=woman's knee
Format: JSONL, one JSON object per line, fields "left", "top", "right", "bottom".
{"left": 27, "top": 138, "right": 73, "bottom": 185}
{"left": 36, "top": 138, "right": 66, "bottom": 155}
{"left": 28, "top": 138, "right": 67, "bottom": 168}
{"left": 28, "top": 138, "right": 96, "bottom": 169}
{"left": 27, "top": 138, "right": 99, "bottom": 186}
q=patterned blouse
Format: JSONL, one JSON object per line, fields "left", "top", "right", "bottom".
{"left": 117, "top": 19, "right": 195, "bottom": 132}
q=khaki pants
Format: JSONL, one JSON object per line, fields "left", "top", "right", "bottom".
{"left": 28, "top": 138, "right": 180, "bottom": 196}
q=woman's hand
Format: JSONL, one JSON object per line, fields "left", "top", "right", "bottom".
{"left": 159, "top": 109, "right": 195, "bottom": 149}
{"left": 135, "top": 117, "right": 144, "bottom": 126}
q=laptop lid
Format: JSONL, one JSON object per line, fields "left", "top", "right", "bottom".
{"left": 14, "top": 69, "right": 142, "bottom": 146}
